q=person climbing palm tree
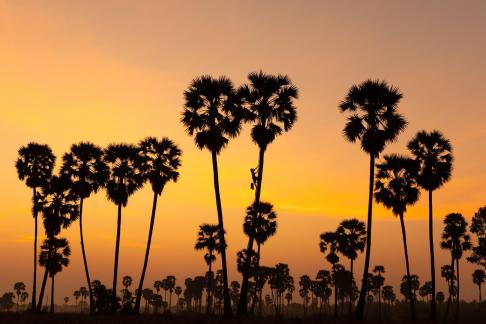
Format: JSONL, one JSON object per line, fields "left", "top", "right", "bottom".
{"left": 182, "top": 75, "right": 243, "bottom": 316}
{"left": 407, "top": 130, "right": 453, "bottom": 320}
{"left": 134, "top": 137, "right": 181, "bottom": 313}
{"left": 374, "top": 154, "right": 419, "bottom": 320}
{"left": 61, "top": 142, "right": 108, "bottom": 313}
{"left": 195, "top": 223, "right": 224, "bottom": 314}
{"left": 15, "top": 143, "right": 56, "bottom": 310}
{"left": 237, "top": 71, "right": 298, "bottom": 315}
{"left": 441, "top": 213, "right": 471, "bottom": 320}
{"left": 339, "top": 80, "right": 407, "bottom": 319}
{"left": 104, "top": 144, "right": 144, "bottom": 304}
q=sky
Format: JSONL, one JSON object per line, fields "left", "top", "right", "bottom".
{"left": 0, "top": 0, "right": 485, "bottom": 304}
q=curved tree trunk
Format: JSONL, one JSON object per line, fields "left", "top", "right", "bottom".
{"left": 37, "top": 266, "right": 49, "bottom": 311}
{"left": 211, "top": 150, "right": 232, "bottom": 317}
{"left": 238, "top": 147, "right": 266, "bottom": 316}
{"left": 428, "top": 190, "right": 437, "bottom": 320}
{"left": 112, "top": 204, "right": 122, "bottom": 304}
{"left": 50, "top": 275, "right": 55, "bottom": 314}
{"left": 355, "top": 153, "right": 375, "bottom": 319}
{"left": 399, "top": 213, "right": 416, "bottom": 320}
{"left": 32, "top": 187, "right": 38, "bottom": 311}
{"left": 79, "top": 198, "right": 95, "bottom": 313}
{"left": 134, "top": 192, "right": 159, "bottom": 314}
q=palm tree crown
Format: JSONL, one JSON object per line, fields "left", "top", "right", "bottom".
{"left": 336, "top": 219, "right": 366, "bottom": 262}
{"left": 16, "top": 143, "right": 56, "bottom": 189}
{"left": 195, "top": 224, "right": 225, "bottom": 263}
{"left": 243, "top": 202, "right": 277, "bottom": 245}
{"left": 39, "top": 237, "right": 71, "bottom": 277}
{"left": 441, "top": 213, "right": 472, "bottom": 260}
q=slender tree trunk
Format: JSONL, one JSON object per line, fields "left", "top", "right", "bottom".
{"left": 112, "top": 204, "right": 122, "bottom": 303}
{"left": 211, "top": 150, "right": 232, "bottom": 317}
{"left": 333, "top": 264, "right": 338, "bottom": 318}
{"left": 428, "top": 190, "right": 437, "bottom": 320}
{"left": 479, "top": 284, "right": 482, "bottom": 303}
{"left": 250, "top": 242, "right": 261, "bottom": 314}
{"left": 78, "top": 198, "right": 95, "bottom": 313}
{"left": 455, "top": 257, "right": 460, "bottom": 320}
{"left": 37, "top": 266, "right": 49, "bottom": 311}
{"left": 207, "top": 256, "right": 212, "bottom": 314}
{"left": 134, "top": 192, "right": 159, "bottom": 313}
{"left": 349, "top": 258, "right": 354, "bottom": 315}
{"left": 238, "top": 147, "right": 266, "bottom": 315}
{"left": 355, "top": 153, "right": 375, "bottom": 319}
{"left": 50, "top": 276, "right": 55, "bottom": 314}
{"left": 32, "top": 187, "right": 38, "bottom": 311}
{"left": 444, "top": 254, "right": 455, "bottom": 320}
{"left": 399, "top": 213, "right": 416, "bottom": 321}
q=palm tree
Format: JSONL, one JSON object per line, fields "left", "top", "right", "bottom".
{"left": 74, "top": 290, "right": 80, "bottom": 308}
{"left": 407, "top": 130, "right": 453, "bottom": 320}
{"left": 15, "top": 143, "right": 56, "bottom": 310}
{"left": 237, "top": 71, "right": 298, "bottom": 315}
{"left": 104, "top": 144, "right": 144, "bottom": 302}
{"left": 336, "top": 218, "right": 366, "bottom": 314}
{"left": 181, "top": 75, "right": 243, "bottom": 316}
{"left": 164, "top": 275, "right": 176, "bottom": 310}
{"left": 320, "top": 231, "right": 340, "bottom": 318}
{"left": 195, "top": 223, "right": 224, "bottom": 314}
{"left": 339, "top": 79, "right": 406, "bottom": 319}
{"left": 244, "top": 202, "right": 277, "bottom": 314}
{"left": 468, "top": 205, "right": 486, "bottom": 272}
{"left": 441, "top": 213, "right": 471, "bottom": 320}
{"left": 39, "top": 237, "right": 71, "bottom": 313}
{"left": 13, "top": 282, "right": 26, "bottom": 310}
{"left": 134, "top": 137, "right": 181, "bottom": 313}
{"left": 61, "top": 142, "right": 108, "bottom": 312}
{"left": 472, "top": 269, "right": 485, "bottom": 303}
{"left": 372, "top": 266, "right": 385, "bottom": 318}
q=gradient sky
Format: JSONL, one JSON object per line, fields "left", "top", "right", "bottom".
{"left": 1, "top": 1, "right": 485, "bottom": 304}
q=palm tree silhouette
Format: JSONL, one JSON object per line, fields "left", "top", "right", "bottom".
{"left": 441, "top": 213, "right": 471, "bottom": 320}
{"left": 195, "top": 223, "right": 224, "bottom": 314}
{"left": 39, "top": 236, "right": 71, "bottom": 313}
{"left": 472, "top": 269, "right": 485, "bottom": 303}
{"left": 468, "top": 205, "right": 486, "bottom": 272}
{"left": 320, "top": 231, "right": 340, "bottom": 318}
{"left": 339, "top": 79, "right": 406, "bottom": 319}
{"left": 15, "top": 143, "right": 56, "bottom": 310}
{"left": 13, "top": 282, "right": 26, "bottom": 310}
{"left": 61, "top": 142, "right": 108, "bottom": 313}
{"left": 237, "top": 71, "right": 298, "bottom": 315}
{"left": 134, "top": 137, "right": 181, "bottom": 313}
{"left": 164, "top": 275, "right": 176, "bottom": 311}
{"left": 407, "top": 130, "right": 453, "bottom": 320}
{"left": 336, "top": 218, "right": 366, "bottom": 314}
{"left": 104, "top": 144, "right": 144, "bottom": 303}
{"left": 374, "top": 154, "right": 419, "bottom": 320}
{"left": 182, "top": 75, "right": 242, "bottom": 316}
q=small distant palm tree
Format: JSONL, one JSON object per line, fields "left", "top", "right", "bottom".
{"left": 174, "top": 286, "right": 182, "bottom": 311}
{"left": 164, "top": 275, "right": 176, "bottom": 310}
{"left": 134, "top": 137, "right": 181, "bottom": 313}
{"left": 468, "top": 205, "right": 486, "bottom": 271}
{"left": 104, "top": 144, "right": 144, "bottom": 302}
{"left": 472, "top": 269, "right": 485, "bottom": 303}
{"left": 122, "top": 276, "right": 133, "bottom": 290}
{"left": 339, "top": 80, "right": 406, "bottom": 319}
{"left": 441, "top": 213, "right": 471, "bottom": 320}
{"left": 61, "top": 142, "right": 108, "bottom": 313}
{"left": 153, "top": 280, "right": 162, "bottom": 296}
{"left": 374, "top": 154, "right": 419, "bottom": 320}
{"left": 182, "top": 75, "right": 243, "bottom": 316}
{"left": 15, "top": 143, "right": 56, "bottom": 310}
{"left": 237, "top": 71, "right": 298, "bottom": 315}
{"left": 195, "top": 223, "right": 224, "bottom": 314}
{"left": 13, "top": 282, "right": 26, "bottom": 310}
{"left": 74, "top": 290, "right": 80, "bottom": 308}
{"left": 141, "top": 288, "right": 154, "bottom": 313}
{"left": 320, "top": 231, "right": 340, "bottom": 318}
{"left": 408, "top": 130, "right": 453, "bottom": 320}
{"left": 336, "top": 218, "right": 366, "bottom": 314}
{"left": 39, "top": 236, "right": 71, "bottom": 314}
{"left": 372, "top": 265, "right": 385, "bottom": 317}
{"left": 20, "top": 291, "right": 29, "bottom": 308}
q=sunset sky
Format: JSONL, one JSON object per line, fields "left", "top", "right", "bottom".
{"left": 1, "top": 1, "right": 485, "bottom": 304}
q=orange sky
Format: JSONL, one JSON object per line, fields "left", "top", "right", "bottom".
{"left": 1, "top": 1, "right": 485, "bottom": 304}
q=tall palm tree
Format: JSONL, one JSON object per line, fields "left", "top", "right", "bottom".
{"left": 407, "top": 130, "right": 453, "bottom": 320}
{"left": 104, "top": 144, "right": 144, "bottom": 302}
{"left": 374, "top": 154, "right": 419, "bottom": 320}
{"left": 472, "top": 269, "right": 485, "bottom": 303}
{"left": 39, "top": 236, "right": 71, "bottom": 313}
{"left": 237, "top": 71, "right": 298, "bottom": 315}
{"left": 134, "top": 137, "right": 181, "bottom": 313}
{"left": 181, "top": 75, "right": 242, "bottom": 316}
{"left": 15, "top": 143, "right": 56, "bottom": 310}
{"left": 61, "top": 142, "right": 108, "bottom": 312}
{"left": 36, "top": 174, "right": 79, "bottom": 310}
{"left": 339, "top": 79, "right": 406, "bottom": 319}
{"left": 195, "top": 223, "right": 224, "bottom": 314}
{"left": 320, "top": 231, "right": 340, "bottom": 318}
{"left": 336, "top": 218, "right": 366, "bottom": 314}
{"left": 441, "top": 213, "right": 471, "bottom": 320}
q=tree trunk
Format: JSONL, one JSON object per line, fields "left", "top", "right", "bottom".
{"left": 428, "top": 190, "right": 437, "bottom": 320}
{"left": 78, "top": 198, "right": 95, "bottom": 313}
{"left": 444, "top": 254, "right": 455, "bottom": 320}
{"left": 134, "top": 192, "right": 159, "bottom": 313}
{"left": 32, "top": 186, "right": 38, "bottom": 310}
{"left": 479, "top": 284, "right": 482, "bottom": 303}
{"left": 333, "top": 263, "right": 338, "bottom": 318}
{"left": 349, "top": 258, "right": 354, "bottom": 315}
{"left": 206, "top": 256, "right": 212, "bottom": 314}
{"left": 455, "top": 257, "right": 460, "bottom": 320}
{"left": 355, "top": 153, "right": 375, "bottom": 319}
{"left": 399, "top": 213, "right": 416, "bottom": 321}
{"left": 211, "top": 150, "right": 232, "bottom": 317}
{"left": 50, "top": 275, "right": 55, "bottom": 314}
{"left": 112, "top": 204, "right": 123, "bottom": 303}
{"left": 238, "top": 147, "right": 266, "bottom": 315}
{"left": 37, "top": 266, "right": 49, "bottom": 311}
{"left": 249, "top": 242, "right": 261, "bottom": 314}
